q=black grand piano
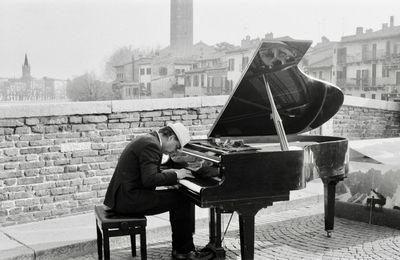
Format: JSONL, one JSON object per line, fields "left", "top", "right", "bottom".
{"left": 177, "top": 40, "right": 349, "bottom": 260}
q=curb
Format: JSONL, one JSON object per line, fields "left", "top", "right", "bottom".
{"left": 1, "top": 194, "right": 323, "bottom": 260}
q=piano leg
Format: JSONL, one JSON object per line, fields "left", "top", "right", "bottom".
{"left": 323, "top": 178, "right": 342, "bottom": 237}
{"left": 238, "top": 208, "right": 259, "bottom": 260}
{"left": 206, "top": 208, "right": 226, "bottom": 259}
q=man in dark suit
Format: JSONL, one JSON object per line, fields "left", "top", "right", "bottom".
{"left": 104, "top": 122, "right": 211, "bottom": 260}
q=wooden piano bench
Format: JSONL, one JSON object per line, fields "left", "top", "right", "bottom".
{"left": 94, "top": 205, "right": 147, "bottom": 260}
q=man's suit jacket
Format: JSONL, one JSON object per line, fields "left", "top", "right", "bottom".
{"left": 104, "top": 132, "right": 178, "bottom": 213}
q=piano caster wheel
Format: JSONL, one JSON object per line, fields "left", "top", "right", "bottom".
{"left": 326, "top": 231, "right": 332, "bottom": 238}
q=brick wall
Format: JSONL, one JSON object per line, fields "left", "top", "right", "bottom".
{"left": 0, "top": 95, "right": 399, "bottom": 226}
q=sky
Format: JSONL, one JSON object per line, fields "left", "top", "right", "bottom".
{"left": 1, "top": 0, "right": 400, "bottom": 80}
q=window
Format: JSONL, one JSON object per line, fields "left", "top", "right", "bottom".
{"left": 146, "top": 68, "right": 151, "bottom": 75}
{"left": 372, "top": 94, "right": 376, "bottom": 99}
{"left": 382, "top": 66, "right": 390, "bottom": 77}
{"left": 372, "top": 64, "right": 376, "bottom": 86}
{"left": 159, "top": 67, "right": 167, "bottom": 75}
{"left": 362, "top": 44, "right": 368, "bottom": 61}
{"left": 386, "top": 41, "right": 391, "bottom": 56}
{"left": 185, "top": 76, "right": 191, "bottom": 86}
{"left": 146, "top": 83, "right": 151, "bottom": 95}
{"left": 362, "top": 70, "right": 369, "bottom": 86}
{"left": 361, "top": 93, "right": 366, "bottom": 98}
{"left": 140, "top": 68, "right": 145, "bottom": 75}
{"left": 372, "top": 44, "right": 377, "bottom": 60}
{"left": 356, "top": 70, "right": 361, "bottom": 86}
{"left": 242, "top": 56, "right": 249, "bottom": 70}
{"left": 201, "top": 74, "right": 205, "bottom": 87}
{"left": 319, "top": 71, "right": 323, "bottom": 79}
{"left": 337, "top": 48, "right": 347, "bottom": 64}
{"left": 193, "top": 75, "right": 199, "bottom": 87}
{"left": 228, "top": 58, "right": 235, "bottom": 71}
{"left": 396, "top": 72, "right": 400, "bottom": 85}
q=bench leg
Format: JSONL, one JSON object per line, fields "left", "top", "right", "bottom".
{"left": 96, "top": 220, "right": 102, "bottom": 260}
{"left": 103, "top": 229, "right": 110, "bottom": 260}
{"left": 130, "top": 231, "right": 136, "bottom": 257}
{"left": 140, "top": 228, "right": 147, "bottom": 260}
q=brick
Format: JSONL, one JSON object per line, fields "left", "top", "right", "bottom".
{"left": 25, "top": 118, "right": 39, "bottom": 125}
{"left": 24, "top": 169, "right": 40, "bottom": 177}
{"left": 60, "top": 172, "right": 83, "bottom": 180}
{"left": 102, "top": 135, "right": 126, "bottom": 143}
{"left": 15, "top": 198, "right": 38, "bottom": 207}
{"left": 83, "top": 177, "right": 100, "bottom": 185}
{"left": 41, "top": 152, "right": 65, "bottom": 161}
{"left": 107, "top": 123, "right": 130, "bottom": 129}
{"left": 82, "top": 156, "right": 106, "bottom": 163}
{"left": 4, "top": 179, "right": 17, "bottom": 186}
{"left": 82, "top": 115, "right": 107, "bottom": 123}
{"left": 40, "top": 116, "right": 68, "bottom": 125}
{"left": 0, "top": 142, "right": 14, "bottom": 149}
{"left": 19, "top": 161, "right": 45, "bottom": 170}
{"left": 71, "top": 124, "right": 96, "bottom": 132}
{"left": 54, "top": 159, "right": 70, "bottom": 166}
{"left": 4, "top": 163, "right": 18, "bottom": 170}
{"left": 91, "top": 143, "right": 108, "bottom": 150}
{"left": 69, "top": 116, "right": 82, "bottom": 124}
{"left": 99, "top": 130, "right": 120, "bottom": 136}
{"left": 17, "top": 176, "right": 44, "bottom": 185}
{"left": 15, "top": 141, "right": 29, "bottom": 148}
{"left": 0, "top": 171, "right": 24, "bottom": 179}
{"left": 181, "top": 114, "right": 198, "bottom": 120}
{"left": 0, "top": 119, "right": 23, "bottom": 127}
{"left": 15, "top": 127, "right": 31, "bottom": 134}
{"left": 71, "top": 150, "right": 98, "bottom": 158}
{"left": 144, "top": 121, "right": 165, "bottom": 127}
{"left": 29, "top": 139, "right": 54, "bottom": 146}
{"left": 31, "top": 125, "right": 44, "bottom": 133}
{"left": 9, "top": 192, "right": 32, "bottom": 200}
{"left": 40, "top": 166, "right": 64, "bottom": 175}
{"left": 73, "top": 191, "right": 97, "bottom": 200}
{"left": 19, "top": 134, "right": 42, "bottom": 141}
{"left": 4, "top": 148, "right": 19, "bottom": 156}
{"left": 25, "top": 154, "right": 39, "bottom": 161}
{"left": 64, "top": 165, "right": 78, "bottom": 172}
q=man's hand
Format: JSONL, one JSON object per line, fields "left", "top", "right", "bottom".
{"left": 174, "top": 168, "right": 194, "bottom": 179}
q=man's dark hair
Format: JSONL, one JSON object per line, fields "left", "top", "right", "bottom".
{"left": 159, "top": 126, "right": 177, "bottom": 139}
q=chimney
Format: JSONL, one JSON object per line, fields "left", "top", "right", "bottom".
{"left": 131, "top": 55, "right": 135, "bottom": 82}
{"left": 264, "top": 32, "right": 274, "bottom": 40}
{"left": 382, "top": 23, "right": 388, "bottom": 30}
{"left": 356, "top": 27, "right": 363, "bottom": 35}
{"left": 321, "top": 36, "right": 329, "bottom": 43}
{"left": 390, "top": 16, "right": 394, "bottom": 27}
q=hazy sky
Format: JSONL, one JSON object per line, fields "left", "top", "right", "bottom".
{"left": 1, "top": 0, "right": 400, "bottom": 80}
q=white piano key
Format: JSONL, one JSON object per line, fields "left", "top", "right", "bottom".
{"left": 178, "top": 179, "right": 202, "bottom": 193}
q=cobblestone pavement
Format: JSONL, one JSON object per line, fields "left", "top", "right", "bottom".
{"left": 75, "top": 203, "right": 400, "bottom": 260}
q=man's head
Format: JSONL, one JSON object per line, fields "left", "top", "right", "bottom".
{"left": 158, "top": 122, "right": 190, "bottom": 154}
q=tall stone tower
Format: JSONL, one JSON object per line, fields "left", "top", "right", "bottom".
{"left": 22, "top": 53, "right": 31, "bottom": 79}
{"left": 170, "top": 0, "right": 193, "bottom": 56}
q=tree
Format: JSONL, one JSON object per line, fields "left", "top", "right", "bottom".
{"left": 66, "top": 72, "right": 114, "bottom": 101}
{"left": 102, "top": 45, "right": 160, "bottom": 82}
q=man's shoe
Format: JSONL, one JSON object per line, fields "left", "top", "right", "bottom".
{"left": 172, "top": 249, "right": 214, "bottom": 260}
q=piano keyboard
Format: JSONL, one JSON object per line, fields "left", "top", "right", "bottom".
{"left": 178, "top": 177, "right": 221, "bottom": 193}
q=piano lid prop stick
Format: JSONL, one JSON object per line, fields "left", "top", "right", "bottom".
{"left": 262, "top": 74, "right": 289, "bottom": 151}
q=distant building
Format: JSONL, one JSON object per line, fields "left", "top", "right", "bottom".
{"left": 305, "top": 16, "right": 400, "bottom": 101}
{"left": 0, "top": 54, "right": 68, "bottom": 102}
{"left": 170, "top": 0, "right": 193, "bottom": 56}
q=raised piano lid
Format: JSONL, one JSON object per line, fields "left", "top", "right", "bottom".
{"left": 208, "top": 40, "right": 344, "bottom": 138}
